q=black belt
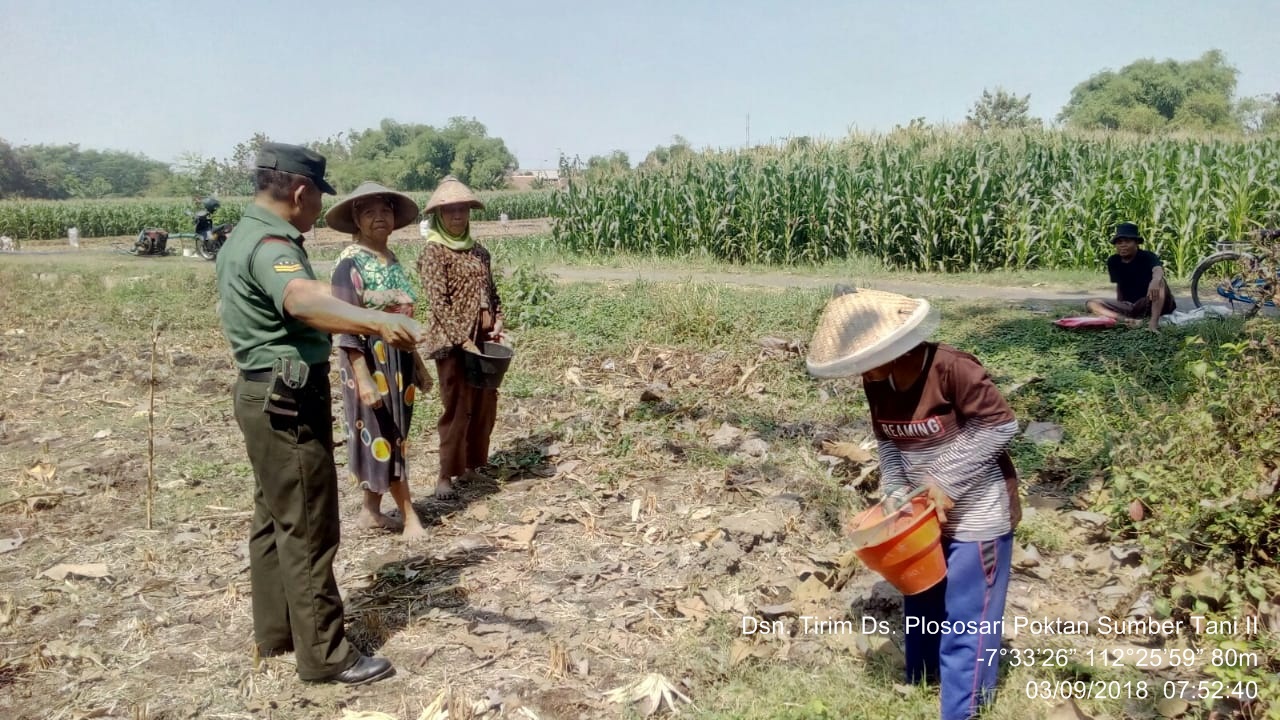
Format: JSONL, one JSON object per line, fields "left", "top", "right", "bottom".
{"left": 240, "top": 361, "right": 329, "bottom": 383}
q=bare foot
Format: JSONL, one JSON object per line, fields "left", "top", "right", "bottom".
{"left": 357, "top": 507, "right": 401, "bottom": 530}
{"left": 434, "top": 477, "right": 455, "bottom": 499}
{"left": 401, "top": 522, "right": 429, "bottom": 541}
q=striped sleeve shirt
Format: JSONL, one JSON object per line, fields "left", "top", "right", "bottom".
{"left": 863, "top": 343, "right": 1018, "bottom": 542}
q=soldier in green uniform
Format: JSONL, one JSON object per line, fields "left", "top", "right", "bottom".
{"left": 216, "top": 142, "right": 425, "bottom": 685}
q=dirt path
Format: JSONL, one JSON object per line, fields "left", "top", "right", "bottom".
{"left": 536, "top": 266, "right": 1121, "bottom": 304}
{"left": 2, "top": 247, "right": 1175, "bottom": 308}
{"left": 4, "top": 243, "right": 1195, "bottom": 315}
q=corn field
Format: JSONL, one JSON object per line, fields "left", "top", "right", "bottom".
{"left": 551, "top": 131, "right": 1280, "bottom": 275}
{"left": 0, "top": 190, "right": 556, "bottom": 241}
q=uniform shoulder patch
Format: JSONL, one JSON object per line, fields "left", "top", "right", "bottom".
{"left": 272, "top": 257, "right": 304, "bottom": 273}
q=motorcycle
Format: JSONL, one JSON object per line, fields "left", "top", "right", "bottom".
{"left": 129, "top": 197, "right": 234, "bottom": 260}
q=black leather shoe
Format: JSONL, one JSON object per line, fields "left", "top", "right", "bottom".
{"left": 323, "top": 654, "right": 395, "bottom": 685}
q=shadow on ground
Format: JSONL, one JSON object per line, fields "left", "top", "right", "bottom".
{"left": 344, "top": 430, "right": 563, "bottom": 652}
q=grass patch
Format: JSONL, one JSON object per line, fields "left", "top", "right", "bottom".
{"left": 664, "top": 617, "right": 1141, "bottom": 720}
{"left": 0, "top": 255, "right": 219, "bottom": 334}
{"left": 1015, "top": 510, "right": 1072, "bottom": 553}
{"left": 937, "top": 302, "right": 1248, "bottom": 488}
{"left": 531, "top": 280, "right": 826, "bottom": 351}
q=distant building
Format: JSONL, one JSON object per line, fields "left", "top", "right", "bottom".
{"left": 507, "top": 168, "right": 565, "bottom": 191}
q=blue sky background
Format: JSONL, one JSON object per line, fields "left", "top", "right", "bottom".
{"left": 1, "top": 0, "right": 1276, "bottom": 169}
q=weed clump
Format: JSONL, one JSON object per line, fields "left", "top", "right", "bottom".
{"left": 1105, "top": 324, "right": 1280, "bottom": 709}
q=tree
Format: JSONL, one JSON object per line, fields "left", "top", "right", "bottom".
{"left": 0, "top": 118, "right": 521, "bottom": 198}
{"left": 320, "top": 117, "right": 516, "bottom": 192}
{"left": 167, "top": 152, "right": 219, "bottom": 198}
{"left": 1238, "top": 93, "right": 1280, "bottom": 135}
{"left": 892, "top": 117, "right": 932, "bottom": 133}
{"left": 1058, "top": 49, "right": 1240, "bottom": 133}
{"left": 142, "top": 166, "right": 186, "bottom": 197}
{"left": 0, "top": 139, "right": 39, "bottom": 198}
{"left": 640, "top": 135, "right": 693, "bottom": 169}
{"left": 584, "top": 150, "right": 630, "bottom": 181}
{"left": 64, "top": 175, "right": 113, "bottom": 198}
{"left": 308, "top": 132, "right": 354, "bottom": 164}
{"left": 785, "top": 136, "right": 813, "bottom": 151}
{"left": 0, "top": 143, "right": 169, "bottom": 198}
{"left": 445, "top": 118, "right": 518, "bottom": 190}
{"left": 161, "top": 133, "right": 271, "bottom": 199}
{"left": 966, "top": 88, "right": 1039, "bottom": 130}
{"left": 224, "top": 132, "right": 272, "bottom": 194}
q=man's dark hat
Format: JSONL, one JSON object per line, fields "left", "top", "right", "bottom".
{"left": 254, "top": 142, "right": 337, "bottom": 195}
{"left": 1111, "top": 221, "right": 1144, "bottom": 244}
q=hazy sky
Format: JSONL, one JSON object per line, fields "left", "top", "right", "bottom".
{"left": 1, "top": 0, "right": 1276, "bottom": 170}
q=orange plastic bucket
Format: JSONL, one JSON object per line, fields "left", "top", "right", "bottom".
{"left": 848, "top": 495, "right": 946, "bottom": 595}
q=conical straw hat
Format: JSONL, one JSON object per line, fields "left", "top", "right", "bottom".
{"left": 424, "top": 175, "right": 485, "bottom": 214}
{"left": 324, "top": 181, "right": 420, "bottom": 234}
{"left": 806, "top": 288, "right": 935, "bottom": 378}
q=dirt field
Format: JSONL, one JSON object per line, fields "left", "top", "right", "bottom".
{"left": 0, "top": 254, "right": 1255, "bottom": 720}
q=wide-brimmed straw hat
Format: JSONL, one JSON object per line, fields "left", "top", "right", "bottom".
{"left": 324, "top": 181, "right": 420, "bottom": 235}
{"left": 424, "top": 175, "right": 485, "bottom": 214}
{"left": 806, "top": 288, "right": 937, "bottom": 378}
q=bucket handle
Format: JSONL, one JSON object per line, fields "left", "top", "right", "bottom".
{"left": 883, "top": 484, "right": 930, "bottom": 515}
{"left": 845, "top": 484, "right": 932, "bottom": 548}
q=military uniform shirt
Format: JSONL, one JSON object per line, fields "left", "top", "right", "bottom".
{"left": 215, "top": 203, "right": 331, "bottom": 370}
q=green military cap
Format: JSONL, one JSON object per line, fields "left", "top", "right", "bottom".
{"left": 255, "top": 142, "right": 337, "bottom": 195}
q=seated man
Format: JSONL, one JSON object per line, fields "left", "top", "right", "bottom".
{"left": 1085, "top": 222, "right": 1175, "bottom": 331}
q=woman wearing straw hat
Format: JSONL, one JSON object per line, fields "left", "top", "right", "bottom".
{"left": 416, "top": 175, "right": 504, "bottom": 499}
{"left": 326, "top": 182, "right": 434, "bottom": 540}
{"left": 807, "top": 288, "right": 1021, "bottom": 720}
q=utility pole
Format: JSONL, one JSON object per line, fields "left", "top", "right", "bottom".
{"left": 746, "top": 113, "right": 751, "bottom": 148}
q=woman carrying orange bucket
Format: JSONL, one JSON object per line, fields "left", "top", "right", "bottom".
{"left": 807, "top": 287, "right": 1021, "bottom": 720}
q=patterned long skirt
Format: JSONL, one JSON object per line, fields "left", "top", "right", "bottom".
{"left": 337, "top": 337, "right": 418, "bottom": 493}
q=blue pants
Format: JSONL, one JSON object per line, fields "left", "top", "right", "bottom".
{"left": 903, "top": 532, "right": 1013, "bottom": 720}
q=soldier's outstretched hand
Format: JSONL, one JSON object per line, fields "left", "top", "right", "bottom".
{"left": 379, "top": 314, "right": 425, "bottom": 351}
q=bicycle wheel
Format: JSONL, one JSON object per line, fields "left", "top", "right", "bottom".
{"left": 1189, "top": 251, "right": 1264, "bottom": 312}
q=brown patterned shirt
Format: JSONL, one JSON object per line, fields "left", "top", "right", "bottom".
{"left": 416, "top": 241, "right": 503, "bottom": 358}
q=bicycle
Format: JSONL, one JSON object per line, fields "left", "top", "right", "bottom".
{"left": 1189, "top": 228, "right": 1279, "bottom": 317}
